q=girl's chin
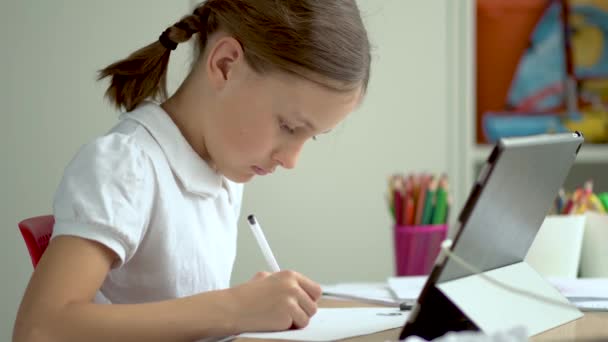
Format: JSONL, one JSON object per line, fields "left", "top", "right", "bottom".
{"left": 222, "top": 169, "right": 256, "bottom": 184}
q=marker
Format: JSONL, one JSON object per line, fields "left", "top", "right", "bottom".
{"left": 247, "top": 214, "right": 280, "bottom": 272}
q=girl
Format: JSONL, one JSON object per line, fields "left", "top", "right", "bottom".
{"left": 13, "top": 0, "right": 371, "bottom": 341}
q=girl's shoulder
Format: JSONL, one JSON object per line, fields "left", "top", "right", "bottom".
{"left": 85, "top": 102, "right": 170, "bottom": 170}
{"left": 60, "top": 129, "right": 154, "bottom": 198}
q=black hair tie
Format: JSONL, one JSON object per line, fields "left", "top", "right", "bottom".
{"left": 159, "top": 30, "right": 177, "bottom": 51}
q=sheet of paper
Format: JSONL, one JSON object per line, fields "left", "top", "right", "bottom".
{"left": 239, "top": 307, "right": 408, "bottom": 341}
{"left": 430, "top": 326, "right": 528, "bottom": 342}
{"left": 548, "top": 277, "right": 608, "bottom": 299}
{"left": 321, "top": 282, "right": 399, "bottom": 306}
{"left": 572, "top": 300, "right": 608, "bottom": 312}
{"left": 387, "top": 276, "right": 427, "bottom": 300}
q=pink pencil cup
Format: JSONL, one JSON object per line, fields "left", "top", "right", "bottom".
{"left": 393, "top": 224, "right": 448, "bottom": 276}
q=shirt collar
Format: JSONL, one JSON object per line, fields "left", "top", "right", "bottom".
{"left": 120, "top": 102, "right": 224, "bottom": 198}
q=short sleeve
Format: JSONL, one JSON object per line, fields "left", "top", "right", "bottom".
{"left": 52, "top": 133, "right": 154, "bottom": 267}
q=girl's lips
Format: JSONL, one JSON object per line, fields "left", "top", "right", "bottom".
{"left": 252, "top": 166, "right": 268, "bottom": 176}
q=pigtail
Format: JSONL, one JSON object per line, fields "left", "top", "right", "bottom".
{"left": 98, "top": 0, "right": 371, "bottom": 110}
{"left": 98, "top": 6, "right": 211, "bottom": 111}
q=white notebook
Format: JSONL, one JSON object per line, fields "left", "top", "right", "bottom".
{"left": 240, "top": 307, "right": 408, "bottom": 341}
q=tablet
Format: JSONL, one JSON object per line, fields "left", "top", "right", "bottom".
{"left": 399, "top": 132, "right": 584, "bottom": 340}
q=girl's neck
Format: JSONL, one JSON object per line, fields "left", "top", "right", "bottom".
{"left": 161, "top": 95, "right": 216, "bottom": 171}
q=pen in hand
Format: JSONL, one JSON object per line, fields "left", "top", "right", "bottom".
{"left": 247, "top": 214, "right": 406, "bottom": 310}
{"left": 247, "top": 214, "right": 281, "bottom": 272}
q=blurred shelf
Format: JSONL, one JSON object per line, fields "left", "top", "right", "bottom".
{"left": 472, "top": 143, "right": 608, "bottom": 164}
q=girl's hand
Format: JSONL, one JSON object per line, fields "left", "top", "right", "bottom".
{"left": 226, "top": 270, "right": 323, "bottom": 333}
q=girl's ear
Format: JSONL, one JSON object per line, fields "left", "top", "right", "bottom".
{"left": 206, "top": 36, "right": 244, "bottom": 90}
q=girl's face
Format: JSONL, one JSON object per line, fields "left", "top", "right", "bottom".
{"left": 197, "top": 37, "right": 361, "bottom": 183}
{"left": 205, "top": 67, "right": 362, "bottom": 183}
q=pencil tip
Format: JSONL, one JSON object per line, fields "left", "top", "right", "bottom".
{"left": 247, "top": 214, "right": 256, "bottom": 225}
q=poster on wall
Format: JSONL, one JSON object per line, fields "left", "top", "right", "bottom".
{"left": 476, "top": 0, "right": 608, "bottom": 144}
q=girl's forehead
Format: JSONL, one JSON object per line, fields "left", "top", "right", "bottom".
{"left": 283, "top": 84, "right": 361, "bottom": 129}
{"left": 236, "top": 66, "right": 362, "bottom": 126}
{"left": 262, "top": 70, "right": 362, "bottom": 101}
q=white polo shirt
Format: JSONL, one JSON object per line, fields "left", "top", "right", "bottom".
{"left": 52, "top": 102, "right": 243, "bottom": 303}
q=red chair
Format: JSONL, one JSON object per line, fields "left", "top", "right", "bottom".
{"left": 18, "top": 215, "right": 54, "bottom": 268}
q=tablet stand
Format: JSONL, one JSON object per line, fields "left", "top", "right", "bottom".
{"left": 400, "top": 262, "right": 582, "bottom": 340}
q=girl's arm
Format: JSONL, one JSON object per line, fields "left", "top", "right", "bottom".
{"left": 13, "top": 235, "right": 322, "bottom": 342}
{"left": 13, "top": 235, "right": 237, "bottom": 342}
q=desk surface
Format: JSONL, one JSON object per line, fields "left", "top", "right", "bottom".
{"left": 237, "top": 299, "right": 608, "bottom": 342}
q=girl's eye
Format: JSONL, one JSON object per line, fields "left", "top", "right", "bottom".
{"left": 280, "top": 121, "right": 296, "bottom": 134}
{"left": 279, "top": 118, "right": 317, "bottom": 141}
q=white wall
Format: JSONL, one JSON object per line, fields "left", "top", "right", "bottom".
{"left": 1, "top": 0, "right": 449, "bottom": 339}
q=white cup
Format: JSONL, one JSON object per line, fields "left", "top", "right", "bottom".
{"left": 580, "top": 212, "right": 608, "bottom": 277}
{"left": 526, "top": 215, "right": 586, "bottom": 278}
